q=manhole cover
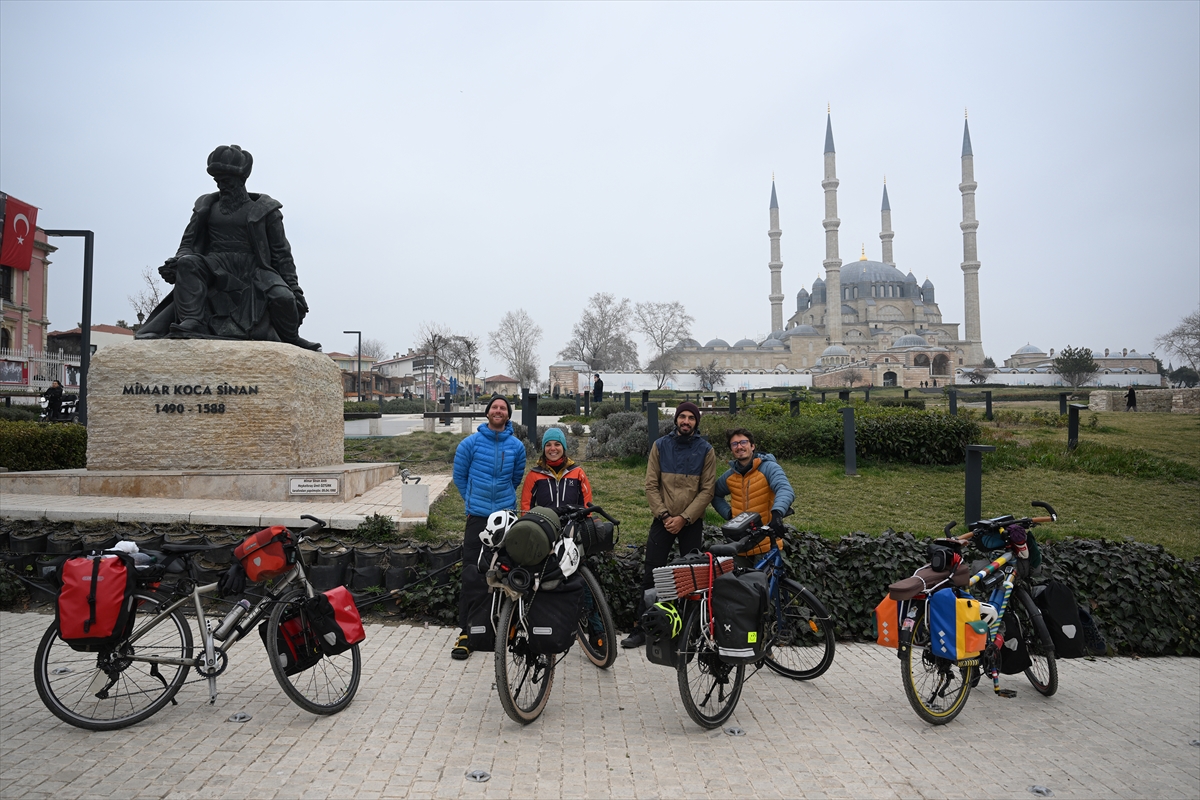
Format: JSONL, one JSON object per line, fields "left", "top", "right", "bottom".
{"left": 465, "top": 770, "right": 491, "bottom": 783}
{"left": 724, "top": 726, "right": 746, "bottom": 737}
{"left": 1027, "top": 786, "right": 1054, "bottom": 797}
{"left": 227, "top": 712, "right": 252, "bottom": 723}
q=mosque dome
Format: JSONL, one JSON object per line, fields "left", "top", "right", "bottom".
{"left": 674, "top": 337, "right": 701, "bottom": 350}
{"left": 905, "top": 272, "right": 918, "bottom": 283}
{"left": 733, "top": 338, "right": 758, "bottom": 348}
{"left": 921, "top": 278, "right": 935, "bottom": 289}
{"left": 760, "top": 338, "right": 785, "bottom": 349}
{"left": 1015, "top": 343, "right": 1044, "bottom": 355}
{"left": 785, "top": 324, "right": 819, "bottom": 337}
{"left": 768, "top": 330, "right": 785, "bottom": 340}
{"left": 812, "top": 276, "right": 825, "bottom": 286}
{"left": 821, "top": 344, "right": 849, "bottom": 357}
{"left": 840, "top": 260, "right": 907, "bottom": 285}
{"left": 892, "top": 334, "right": 929, "bottom": 348}
{"left": 704, "top": 338, "right": 729, "bottom": 348}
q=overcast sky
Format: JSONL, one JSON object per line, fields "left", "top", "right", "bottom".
{"left": 2, "top": 1, "right": 1197, "bottom": 375}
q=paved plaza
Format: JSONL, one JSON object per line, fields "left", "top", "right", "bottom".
{"left": 1, "top": 609, "right": 1196, "bottom": 800}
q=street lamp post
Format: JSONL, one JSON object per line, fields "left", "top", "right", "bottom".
{"left": 344, "top": 330, "right": 362, "bottom": 402}
{"left": 43, "top": 230, "right": 94, "bottom": 426}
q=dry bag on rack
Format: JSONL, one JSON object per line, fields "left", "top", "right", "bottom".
{"left": 1033, "top": 580, "right": 1086, "bottom": 658}
{"left": 234, "top": 526, "right": 293, "bottom": 582}
{"left": 712, "top": 569, "right": 769, "bottom": 664}
{"left": 526, "top": 571, "right": 586, "bottom": 655}
{"left": 259, "top": 608, "right": 323, "bottom": 675}
{"left": 56, "top": 552, "right": 137, "bottom": 652}
{"left": 309, "top": 585, "right": 366, "bottom": 655}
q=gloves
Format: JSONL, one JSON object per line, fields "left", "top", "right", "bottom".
{"left": 218, "top": 561, "right": 246, "bottom": 597}
{"left": 770, "top": 509, "right": 785, "bottom": 531}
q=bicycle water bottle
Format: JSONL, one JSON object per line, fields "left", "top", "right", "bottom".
{"left": 214, "top": 599, "right": 251, "bottom": 641}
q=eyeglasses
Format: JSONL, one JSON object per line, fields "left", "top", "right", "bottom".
{"left": 729, "top": 440, "right": 752, "bottom": 449}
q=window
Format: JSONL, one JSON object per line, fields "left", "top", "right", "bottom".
{"left": 0, "top": 267, "right": 12, "bottom": 303}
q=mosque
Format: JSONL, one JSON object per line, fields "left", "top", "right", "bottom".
{"left": 670, "top": 112, "right": 985, "bottom": 389}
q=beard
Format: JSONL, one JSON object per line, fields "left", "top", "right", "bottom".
{"left": 218, "top": 183, "right": 251, "bottom": 213}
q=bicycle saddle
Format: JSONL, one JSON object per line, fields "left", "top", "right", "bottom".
{"left": 887, "top": 562, "right": 971, "bottom": 601}
{"left": 707, "top": 543, "right": 739, "bottom": 557}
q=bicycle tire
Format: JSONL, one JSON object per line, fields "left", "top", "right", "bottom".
{"left": 266, "top": 589, "right": 361, "bottom": 715}
{"left": 676, "top": 600, "right": 744, "bottom": 729}
{"left": 574, "top": 565, "right": 617, "bottom": 669}
{"left": 34, "top": 591, "right": 192, "bottom": 731}
{"left": 764, "top": 578, "right": 835, "bottom": 681}
{"left": 901, "top": 605, "right": 974, "bottom": 725}
{"left": 494, "top": 596, "right": 554, "bottom": 724}
{"left": 1014, "top": 587, "right": 1058, "bottom": 696}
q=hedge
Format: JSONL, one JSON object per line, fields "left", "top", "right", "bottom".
{"left": 0, "top": 421, "right": 87, "bottom": 471}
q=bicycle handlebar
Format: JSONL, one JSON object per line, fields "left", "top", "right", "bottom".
{"left": 555, "top": 504, "right": 621, "bottom": 527}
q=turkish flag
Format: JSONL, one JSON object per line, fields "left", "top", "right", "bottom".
{"left": 1, "top": 195, "right": 39, "bottom": 270}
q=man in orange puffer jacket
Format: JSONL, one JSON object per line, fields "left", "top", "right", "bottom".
{"left": 711, "top": 428, "right": 795, "bottom": 531}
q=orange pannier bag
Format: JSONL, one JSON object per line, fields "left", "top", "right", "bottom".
{"left": 874, "top": 595, "right": 900, "bottom": 648}
{"left": 234, "top": 526, "right": 292, "bottom": 582}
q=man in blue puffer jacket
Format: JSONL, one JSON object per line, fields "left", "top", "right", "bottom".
{"left": 450, "top": 394, "right": 527, "bottom": 659}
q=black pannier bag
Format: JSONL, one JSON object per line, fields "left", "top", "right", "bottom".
{"left": 712, "top": 569, "right": 769, "bottom": 664}
{"left": 526, "top": 571, "right": 586, "bottom": 655}
{"left": 641, "top": 601, "right": 682, "bottom": 667}
{"left": 56, "top": 552, "right": 138, "bottom": 652}
{"left": 1033, "top": 581, "right": 1086, "bottom": 659}
{"left": 259, "top": 607, "right": 323, "bottom": 675}
{"left": 461, "top": 564, "right": 495, "bottom": 651}
{"left": 999, "top": 611, "right": 1033, "bottom": 674}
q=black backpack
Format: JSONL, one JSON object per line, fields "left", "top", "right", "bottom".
{"left": 712, "top": 569, "right": 769, "bottom": 664}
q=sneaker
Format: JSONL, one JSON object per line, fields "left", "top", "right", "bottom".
{"left": 620, "top": 630, "right": 646, "bottom": 649}
{"left": 451, "top": 634, "right": 471, "bottom": 660}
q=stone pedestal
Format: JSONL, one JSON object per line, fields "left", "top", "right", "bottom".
{"left": 87, "top": 340, "right": 343, "bottom": 470}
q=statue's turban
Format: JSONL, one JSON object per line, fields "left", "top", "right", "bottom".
{"left": 206, "top": 145, "right": 254, "bottom": 179}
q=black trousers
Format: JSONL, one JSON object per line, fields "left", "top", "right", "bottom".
{"left": 458, "top": 515, "right": 488, "bottom": 632}
{"left": 636, "top": 517, "right": 704, "bottom": 621}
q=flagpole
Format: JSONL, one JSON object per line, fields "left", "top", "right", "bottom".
{"left": 43, "top": 229, "right": 93, "bottom": 427}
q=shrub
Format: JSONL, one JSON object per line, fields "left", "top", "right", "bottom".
{"left": 354, "top": 513, "right": 400, "bottom": 543}
{"left": 590, "top": 400, "right": 627, "bottom": 419}
{"left": 0, "top": 405, "right": 41, "bottom": 422}
{"left": 535, "top": 398, "right": 578, "bottom": 416}
{"left": 876, "top": 398, "right": 926, "bottom": 410}
{"left": 587, "top": 411, "right": 650, "bottom": 459}
{"left": 569, "top": 421, "right": 585, "bottom": 436}
{"left": 0, "top": 421, "right": 87, "bottom": 471}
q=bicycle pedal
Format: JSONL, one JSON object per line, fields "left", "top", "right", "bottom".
{"left": 995, "top": 688, "right": 1017, "bottom": 698}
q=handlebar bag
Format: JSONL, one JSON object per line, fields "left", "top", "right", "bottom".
{"left": 568, "top": 517, "right": 615, "bottom": 557}
{"left": 234, "top": 526, "right": 292, "bottom": 582}
{"left": 526, "top": 571, "right": 585, "bottom": 655}
{"left": 309, "top": 585, "right": 366, "bottom": 655}
{"left": 56, "top": 552, "right": 137, "bottom": 652}
{"left": 259, "top": 608, "right": 322, "bottom": 675}
{"left": 928, "top": 588, "right": 985, "bottom": 661}
{"left": 1032, "top": 581, "right": 1085, "bottom": 658}
{"left": 461, "top": 564, "right": 495, "bottom": 651}
{"left": 712, "top": 569, "right": 769, "bottom": 664}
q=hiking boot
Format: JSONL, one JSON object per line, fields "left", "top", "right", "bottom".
{"left": 620, "top": 629, "right": 646, "bottom": 648}
{"left": 451, "top": 633, "right": 471, "bottom": 660}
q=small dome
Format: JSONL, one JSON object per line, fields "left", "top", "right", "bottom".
{"left": 893, "top": 334, "right": 929, "bottom": 348}
{"left": 812, "top": 276, "right": 825, "bottom": 286}
{"left": 769, "top": 330, "right": 785, "bottom": 340}
{"left": 905, "top": 271, "right": 918, "bottom": 283}
{"left": 760, "top": 338, "right": 784, "bottom": 349}
{"left": 1015, "top": 343, "right": 1044, "bottom": 355}
{"left": 704, "top": 338, "right": 729, "bottom": 348}
{"left": 821, "top": 344, "right": 849, "bottom": 357}
{"left": 796, "top": 288, "right": 809, "bottom": 297}
{"left": 1126, "top": 350, "right": 1143, "bottom": 357}
{"left": 673, "top": 337, "right": 701, "bottom": 350}
{"left": 921, "top": 278, "right": 934, "bottom": 288}
{"left": 785, "top": 324, "right": 819, "bottom": 337}
{"left": 733, "top": 338, "right": 757, "bottom": 348}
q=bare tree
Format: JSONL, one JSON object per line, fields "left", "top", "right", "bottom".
{"left": 634, "top": 301, "right": 693, "bottom": 371}
{"left": 417, "top": 322, "right": 454, "bottom": 409}
{"left": 1155, "top": 308, "right": 1200, "bottom": 371}
{"left": 693, "top": 359, "right": 725, "bottom": 392}
{"left": 446, "top": 334, "right": 482, "bottom": 405}
{"left": 843, "top": 367, "right": 863, "bottom": 388}
{"left": 647, "top": 350, "right": 679, "bottom": 389}
{"left": 489, "top": 309, "right": 542, "bottom": 390}
{"left": 558, "top": 292, "right": 638, "bottom": 370}
{"left": 128, "top": 266, "right": 166, "bottom": 325}
{"left": 357, "top": 338, "right": 388, "bottom": 361}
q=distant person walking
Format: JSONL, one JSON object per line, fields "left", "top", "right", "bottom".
{"left": 1126, "top": 386, "right": 1137, "bottom": 412}
{"left": 42, "top": 380, "right": 63, "bottom": 420}
{"left": 592, "top": 373, "right": 604, "bottom": 403}
{"left": 450, "top": 394, "right": 527, "bottom": 660}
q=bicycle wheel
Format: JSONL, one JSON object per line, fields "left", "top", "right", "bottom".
{"left": 34, "top": 591, "right": 192, "bottom": 731}
{"left": 574, "top": 565, "right": 617, "bottom": 669}
{"left": 901, "top": 606, "right": 974, "bottom": 725}
{"left": 494, "top": 596, "right": 554, "bottom": 724}
{"left": 676, "top": 600, "right": 744, "bottom": 729}
{"left": 764, "top": 578, "right": 836, "bottom": 681}
{"left": 1014, "top": 588, "right": 1058, "bottom": 696}
{"left": 266, "top": 590, "right": 360, "bottom": 715}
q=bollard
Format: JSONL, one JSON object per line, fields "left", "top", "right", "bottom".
{"left": 948, "top": 389, "right": 958, "bottom": 416}
{"left": 1068, "top": 403, "right": 1087, "bottom": 450}
{"left": 820, "top": 391, "right": 827, "bottom": 403}
{"left": 647, "top": 402, "right": 659, "bottom": 445}
{"left": 904, "top": 389, "right": 910, "bottom": 399}
{"left": 526, "top": 394, "right": 538, "bottom": 442}
{"left": 790, "top": 398, "right": 799, "bottom": 417}
{"left": 379, "top": 398, "right": 385, "bottom": 415}
{"left": 984, "top": 391, "right": 993, "bottom": 421}
{"left": 841, "top": 407, "right": 857, "bottom": 476}
{"left": 624, "top": 391, "right": 631, "bottom": 411}
{"left": 583, "top": 390, "right": 590, "bottom": 416}
{"left": 520, "top": 388, "right": 529, "bottom": 428}
{"left": 964, "top": 444, "right": 996, "bottom": 523}
{"left": 575, "top": 393, "right": 582, "bottom": 415}
{"left": 864, "top": 388, "right": 870, "bottom": 402}
{"left": 729, "top": 392, "right": 737, "bottom": 415}
{"left": 642, "top": 390, "right": 650, "bottom": 407}
{"left": 838, "top": 390, "right": 850, "bottom": 403}
{"left": 742, "top": 391, "right": 748, "bottom": 404}
{"left": 1059, "top": 393, "right": 1069, "bottom": 416}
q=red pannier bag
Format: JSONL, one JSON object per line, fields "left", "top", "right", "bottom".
{"left": 310, "top": 586, "right": 366, "bottom": 655}
{"left": 56, "top": 553, "right": 137, "bottom": 652}
{"left": 259, "top": 608, "right": 323, "bottom": 675}
{"left": 234, "top": 526, "right": 293, "bottom": 582}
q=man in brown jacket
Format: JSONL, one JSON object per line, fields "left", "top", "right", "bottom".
{"left": 621, "top": 401, "right": 716, "bottom": 647}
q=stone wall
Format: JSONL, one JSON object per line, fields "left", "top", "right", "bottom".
{"left": 87, "top": 340, "right": 344, "bottom": 469}
{"left": 1088, "top": 388, "right": 1200, "bottom": 413}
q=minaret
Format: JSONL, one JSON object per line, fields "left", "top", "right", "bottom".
{"left": 822, "top": 109, "right": 843, "bottom": 345}
{"left": 880, "top": 180, "right": 894, "bottom": 265}
{"left": 959, "top": 111, "right": 985, "bottom": 364}
{"left": 768, "top": 178, "right": 784, "bottom": 333}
